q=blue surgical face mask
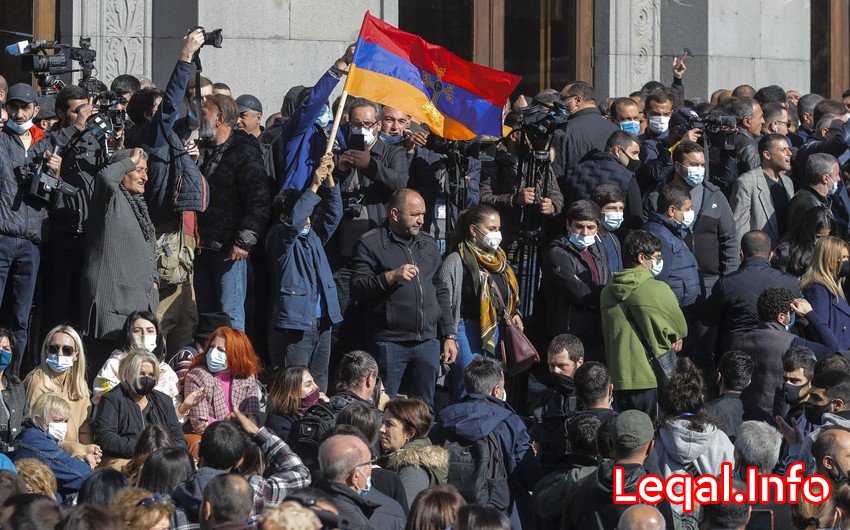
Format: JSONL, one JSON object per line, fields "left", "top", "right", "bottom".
{"left": 683, "top": 166, "right": 705, "bottom": 187}
{"left": 569, "top": 232, "right": 596, "bottom": 250}
{"left": 380, "top": 131, "right": 404, "bottom": 145}
{"left": 355, "top": 468, "right": 373, "bottom": 496}
{"left": 603, "top": 211, "right": 624, "bottom": 231}
{"left": 0, "top": 350, "right": 11, "bottom": 372}
{"left": 316, "top": 105, "right": 332, "bottom": 128}
{"left": 6, "top": 119, "right": 33, "bottom": 134}
{"left": 188, "top": 110, "right": 197, "bottom": 121}
{"left": 299, "top": 225, "right": 311, "bottom": 237}
{"left": 46, "top": 354, "right": 74, "bottom": 373}
{"left": 650, "top": 258, "right": 664, "bottom": 277}
{"left": 619, "top": 120, "right": 640, "bottom": 136}
{"left": 785, "top": 311, "right": 797, "bottom": 331}
{"left": 206, "top": 347, "right": 228, "bottom": 373}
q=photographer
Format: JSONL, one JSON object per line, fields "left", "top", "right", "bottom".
{"left": 124, "top": 28, "right": 208, "bottom": 353}
{"left": 723, "top": 97, "right": 763, "bottom": 176}
{"left": 480, "top": 110, "right": 564, "bottom": 250}
{"left": 41, "top": 85, "right": 105, "bottom": 330}
{"left": 0, "top": 84, "right": 62, "bottom": 375}
{"left": 400, "top": 107, "right": 481, "bottom": 252}
{"left": 173, "top": 75, "right": 213, "bottom": 142}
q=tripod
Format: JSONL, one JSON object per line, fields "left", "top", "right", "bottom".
{"left": 441, "top": 148, "right": 469, "bottom": 249}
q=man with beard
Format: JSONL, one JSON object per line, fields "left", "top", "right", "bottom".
{"left": 193, "top": 94, "right": 270, "bottom": 331}
{"left": 532, "top": 334, "right": 584, "bottom": 475}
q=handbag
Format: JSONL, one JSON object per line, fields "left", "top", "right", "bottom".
{"left": 492, "top": 281, "right": 539, "bottom": 376}
{"left": 620, "top": 301, "right": 678, "bottom": 388}
{"left": 155, "top": 219, "right": 194, "bottom": 286}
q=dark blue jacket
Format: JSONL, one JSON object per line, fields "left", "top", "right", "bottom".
{"left": 643, "top": 211, "right": 703, "bottom": 308}
{"left": 0, "top": 127, "right": 53, "bottom": 242}
{"left": 266, "top": 185, "right": 343, "bottom": 331}
{"left": 277, "top": 69, "right": 342, "bottom": 192}
{"left": 792, "top": 121, "right": 850, "bottom": 190}
{"left": 804, "top": 282, "right": 850, "bottom": 351}
{"left": 125, "top": 60, "right": 208, "bottom": 226}
{"left": 703, "top": 256, "right": 802, "bottom": 351}
{"left": 561, "top": 150, "right": 644, "bottom": 230}
{"left": 638, "top": 128, "right": 669, "bottom": 163}
{"left": 13, "top": 419, "right": 91, "bottom": 499}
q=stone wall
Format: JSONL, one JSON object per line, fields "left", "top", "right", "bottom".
{"left": 595, "top": 0, "right": 811, "bottom": 100}
{"left": 61, "top": 0, "right": 397, "bottom": 118}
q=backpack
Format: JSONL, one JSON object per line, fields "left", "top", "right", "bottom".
{"left": 445, "top": 431, "right": 510, "bottom": 511}
{"left": 287, "top": 395, "right": 355, "bottom": 471}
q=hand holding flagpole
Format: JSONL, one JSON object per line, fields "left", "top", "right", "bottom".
{"left": 326, "top": 43, "right": 356, "bottom": 155}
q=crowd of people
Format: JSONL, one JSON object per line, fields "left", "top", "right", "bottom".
{"left": 2, "top": 26, "right": 850, "bottom": 530}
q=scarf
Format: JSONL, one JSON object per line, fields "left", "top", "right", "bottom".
{"left": 459, "top": 241, "right": 519, "bottom": 354}
{"left": 120, "top": 184, "right": 155, "bottom": 242}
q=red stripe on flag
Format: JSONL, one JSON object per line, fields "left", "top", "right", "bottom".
{"left": 357, "top": 12, "right": 520, "bottom": 107}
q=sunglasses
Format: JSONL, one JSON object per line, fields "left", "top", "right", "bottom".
{"left": 136, "top": 494, "right": 168, "bottom": 508}
{"left": 47, "top": 344, "right": 75, "bottom": 356}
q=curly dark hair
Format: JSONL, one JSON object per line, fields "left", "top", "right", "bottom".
{"left": 660, "top": 357, "right": 719, "bottom": 432}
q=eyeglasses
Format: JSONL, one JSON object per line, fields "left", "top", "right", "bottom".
{"left": 47, "top": 344, "right": 75, "bottom": 356}
{"left": 350, "top": 121, "right": 376, "bottom": 128}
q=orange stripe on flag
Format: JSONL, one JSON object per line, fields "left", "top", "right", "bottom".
{"left": 345, "top": 65, "right": 478, "bottom": 141}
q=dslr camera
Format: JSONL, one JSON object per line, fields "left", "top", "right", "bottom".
{"left": 192, "top": 26, "right": 223, "bottom": 48}
{"left": 92, "top": 91, "right": 128, "bottom": 131}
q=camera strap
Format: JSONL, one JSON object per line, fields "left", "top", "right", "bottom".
{"left": 191, "top": 52, "right": 204, "bottom": 132}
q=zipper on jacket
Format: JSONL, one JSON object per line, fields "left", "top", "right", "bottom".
{"left": 405, "top": 244, "right": 425, "bottom": 340}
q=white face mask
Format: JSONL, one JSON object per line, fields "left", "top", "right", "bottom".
{"left": 351, "top": 125, "right": 376, "bottom": 147}
{"left": 475, "top": 226, "right": 502, "bottom": 251}
{"left": 47, "top": 421, "right": 68, "bottom": 442}
{"left": 680, "top": 209, "right": 696, "bottom": 228}
{"left": 648, "top": 115, "right": 670, "bottom": 134}
{"left": 132, "top": 333, "right": 158, "bottom": 352}
{"left": 650, "top": 258, "right": 664, "bottom": 277}
{"left": 683, "top": 166, "right": 705, "bottom": 187}
{"left": 502, "top": 387, "right": 508, "bottom": 402}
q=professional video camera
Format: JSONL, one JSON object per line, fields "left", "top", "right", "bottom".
{"left": 516, "top": 101, "right": 569, "bottom": 147}
{"left": 9, "top": 37, "right": 96, "bottom": 79}
{"left": 92, "top": 90, "right": 128, "bottom": 131}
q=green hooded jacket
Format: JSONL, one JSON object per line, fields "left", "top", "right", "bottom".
{"left": 600, "top": 266, "right": 688, "bottom": 391}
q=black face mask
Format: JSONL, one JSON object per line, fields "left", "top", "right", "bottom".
{"left": 134, "top": 376, "right": 156, "bottom": 396}
{"left": 784, "top": 382, "right": 806, "bottom": 404}
{"left": 828, "top": 460, "right": 850, "bottom": 486}
{"left": 840, "top": 260, "right": 850, "bottom": 278}
{"left": 551, "top": 373, "right": 575, "bottom": 396}
{"left": 625, "top": 154, "right": 641, "bottom": 173}
{"left": 805, "top": 399, "right": 833, "bottom": 425}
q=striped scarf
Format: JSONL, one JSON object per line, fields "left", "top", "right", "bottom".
{"left": 459, "top": 241, "right": 519, "bottom": 354}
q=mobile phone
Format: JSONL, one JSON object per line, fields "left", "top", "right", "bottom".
{"left": 348, "top": 133, "right": 366, "bottom": 152}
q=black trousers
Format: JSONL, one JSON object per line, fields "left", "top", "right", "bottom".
{"left": 614, "top": 388, "right": 659, "bottom": 423}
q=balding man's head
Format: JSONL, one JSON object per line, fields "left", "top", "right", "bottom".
{"left": 813, "top": 428, "right": 850, "bottom": 479}
{"left": 387, "top": 188, "right": 425, "bottom": 238}
{"left": 741, "top": 230, "right": 772, "bottom": 259}
{"left": 618, "top": 504, "right": 666, "bottom": 530}
{"left": 318, "top": 435, "right": 372, "bottom": 490}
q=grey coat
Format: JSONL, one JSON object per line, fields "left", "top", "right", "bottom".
{"left": 81, "top": 158, "right": 158, "bottom": 339}
{"left": 730, "top": 167, "right": 794, "bottom": 247}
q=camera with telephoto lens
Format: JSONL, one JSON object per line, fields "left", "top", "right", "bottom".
{"left": 517, "top": 101, "right": 569, "bottom": 149}
{"left": 192, "top": 26, "right": 223, "bottom": 48}
{"left": 19, "top": 37, "right": 96, "bottom": 79}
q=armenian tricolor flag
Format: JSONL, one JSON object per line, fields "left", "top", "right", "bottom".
{"left": 344, "top": 12, "right": 521, "bottom": 141}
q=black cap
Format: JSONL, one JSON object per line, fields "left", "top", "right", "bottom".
{"left": 236, "top": 94, "right": 262, "bottom": 114}
{"left": 35, "top": 96, "right": 56, "bottom": 120}
{"left": 194, "top": 312, "right": 232, "bottom": 344}
{"left": 7, "top": 83, "right": 38, "bottom": 105}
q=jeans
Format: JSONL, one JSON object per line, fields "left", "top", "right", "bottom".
{"left": 448, "top": 317, "right": 501, "bottom": 400}
{"left": 194, "top": 249, "right": 248, "bottom": 331}
{"left": 373, "top": 339, "right": 440, "bottom": 411}
{"left": 269, "top": 320, "right": 332, "bottom": 392}
{"left": 0, "top": 235, "right": 39, "bottom": 377}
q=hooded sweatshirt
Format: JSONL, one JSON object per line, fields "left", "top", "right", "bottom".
{"left": 789, "top": 411, "right": 850, "bottom": 475}
{"left": 171, "top": 467, "right": 229, "bottom": 523}
{"left": 600, "top": 267, "right": 688, "bottom": 391}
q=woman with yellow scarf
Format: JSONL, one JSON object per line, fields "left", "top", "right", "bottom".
{"left": 438, "top": 204, "right": 522, "bottom": 400}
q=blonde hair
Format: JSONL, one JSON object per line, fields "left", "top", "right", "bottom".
{"left": 30, "top": 393, "right": 71, "bottom": 425}
{"left": 109, "top": 487, "right": 173, "bottom": 530}
{"left": 15, "top": 458, "right": 57, "bottom": 498}
{"left": 118, "top": 349, "right": 160, "bottom": 391}
{"left": 24, "top": 325, "right": 89, "bottom": 402}
{"left": 791, "top": 483, "right": 838, "bottom": 529}
{"left": 801, "top": 236, "right": 848, "bottom": 300}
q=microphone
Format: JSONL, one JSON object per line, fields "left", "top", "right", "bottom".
{"left": 5, "top": 39, "right": 49, "bottom": 56}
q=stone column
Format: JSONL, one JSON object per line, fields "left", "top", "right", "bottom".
{"left": 59, "top": 0, "right": 153, "bottom": 85}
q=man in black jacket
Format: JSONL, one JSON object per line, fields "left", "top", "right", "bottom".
{"left": 194, "top": 94, "right": 270, "bottom": 331}
{"left": 704, "top": 350, "right": 753, "bottom": 442}
{"left": 561, "top": 130, "right": 644, "bottom": 231}
{"left": 349, "top": 189, "right": 456, "bottom": 411}
{"left": 552, "top": 82, "right": 619, "bottom": 177}
{"left": 787, "top": 152, "right": 841, "bottom": 231}
{"left": 724, "top": 96, "right": 763, "bottom": 176}
{"left": 561, "top": 410, "right": 675, "bottom": 530}
{"left": 703, "top": 230, "right": 802, "bottom": 351}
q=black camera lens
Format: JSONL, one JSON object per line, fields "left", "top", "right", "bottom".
{"left": 204, "top": 29, "right": 223, "bottom": 48}
{"left": 21, "top": 53, "right": 67, "bottom": 73}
